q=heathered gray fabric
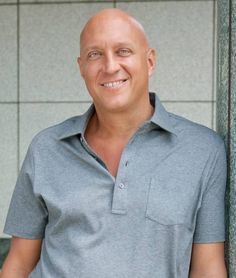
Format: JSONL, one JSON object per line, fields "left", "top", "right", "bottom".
{"left": 4, "top": 93, "right": 226, "bottom": 278}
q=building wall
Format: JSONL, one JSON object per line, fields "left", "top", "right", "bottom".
{"left": 217, "top": 0, "right": 236, "bottom": 275}
{"left": 0, "top": 0, "right": 216, "bottom": 261}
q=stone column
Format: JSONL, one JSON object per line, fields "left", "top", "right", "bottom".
{"left": 217, "top": 0, "right": 236, "bottom": 276}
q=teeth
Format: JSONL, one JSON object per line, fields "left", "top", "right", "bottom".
{"left": 103, "top": 80, "right": 124, "bottom": 88}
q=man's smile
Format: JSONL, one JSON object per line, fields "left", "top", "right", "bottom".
{"left": 101, "top": 79, "right": 128, "bottom": 88}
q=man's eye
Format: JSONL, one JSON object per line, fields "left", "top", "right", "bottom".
{"left": 118, "top": 49, "right": 131, "bottom": 56}
{"left": 88, "top": 51, "right": 101, "bottom": 60}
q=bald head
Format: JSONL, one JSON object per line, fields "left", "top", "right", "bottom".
{"left": 80, "top": 8, "right": 149, "bottom": 54}
{"left": 77, "top": 8, "right": 156, "bottom": 116}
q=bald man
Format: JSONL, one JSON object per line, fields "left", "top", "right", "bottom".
{"left": 1, "top": 9, "right": 227, "bottom": 278}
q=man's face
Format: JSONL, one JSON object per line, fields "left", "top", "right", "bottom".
{"left": 78, "top": 14, "right": 155, "bottom": 114}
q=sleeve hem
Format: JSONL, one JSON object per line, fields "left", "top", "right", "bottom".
{"left": 3, "top": 228, "right": 44, "bottom": 240}
{"left": 193, "top": 237, "right": 225, "bottom": 244}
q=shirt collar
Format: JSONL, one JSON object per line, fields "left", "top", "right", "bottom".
{"left": 149, "top": 92, "right": 177, "bottom": 135}
{"left": 58, "top": 104, "right": 94, "bottom": 140}
{"left": 59, "top": 92, "right": 177, "bottom": 140}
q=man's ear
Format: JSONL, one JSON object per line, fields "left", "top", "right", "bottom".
{"left": 77, "top": 56, "right": 84, "bottom": 78}
{"left": 147, "top": 48, "right": 156, "bottom": 77}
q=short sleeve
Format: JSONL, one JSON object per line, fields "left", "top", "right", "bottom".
{"left": 4, "top": 142, "right": 48, "bottom": 239}
{"left": 193, "top": 141, "right": 227, "bottom": 243}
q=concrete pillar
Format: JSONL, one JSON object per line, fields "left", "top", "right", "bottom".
{"left": 217, "top": 0, "right": 236, "bottom": 276}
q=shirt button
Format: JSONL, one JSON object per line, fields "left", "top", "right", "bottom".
{"left": 119, "top": 183, "right": 125, "bottom": 189}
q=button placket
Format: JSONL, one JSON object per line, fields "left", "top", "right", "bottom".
{"left": 111, "top": 131, "right": 141, "bottom": 215}
{"left": 111, "top": 180, "right": 127, "bottom": 214}
{"left": 111, "top": 153, "right": 130, "bottom": 215}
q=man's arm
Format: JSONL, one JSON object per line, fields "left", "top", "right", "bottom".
{"left": 0, "top": 237, "right": 42, "bottom": 278}
{"left": 189, "top": 242, "right": 227, "bottom": 277}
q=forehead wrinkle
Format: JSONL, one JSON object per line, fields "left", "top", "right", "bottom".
{"left": 79, "top": 9, "right": 150, "bottom": 55}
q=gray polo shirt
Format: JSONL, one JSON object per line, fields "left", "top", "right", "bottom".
{"left": 4, "top": 93, "right": 226, "bottom": 278}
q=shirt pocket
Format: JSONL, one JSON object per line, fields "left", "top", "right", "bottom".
{"left": 146, "top": 177, "right": 197, "bottom": 227}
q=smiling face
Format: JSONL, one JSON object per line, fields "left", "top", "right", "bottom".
{"left": 78, "top": 9, "right": 156, "bottom": 114}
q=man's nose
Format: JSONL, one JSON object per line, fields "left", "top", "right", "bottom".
{"left": 103, "top": 53, "right": 120, "bottom": 74}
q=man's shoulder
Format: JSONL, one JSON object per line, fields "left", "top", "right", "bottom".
{"left": 29, "top": 115, "right": 82, "bottom": 151}
{"left": 169, "top": 112, "right": 225, "bottom": 152}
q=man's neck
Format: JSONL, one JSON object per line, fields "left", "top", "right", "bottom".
{"left": 87, "top": 101, "right": 154, "bottom": 140}
{"left": 84, "top": 98, "right": 154, "bottom": 177}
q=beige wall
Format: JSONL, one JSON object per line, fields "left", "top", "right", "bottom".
{"left": 0, "top": 0, "right": 216, "bottom": 237}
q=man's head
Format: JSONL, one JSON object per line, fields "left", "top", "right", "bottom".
{"left": 78, "top": 8, "right": 156, "bottom": 114}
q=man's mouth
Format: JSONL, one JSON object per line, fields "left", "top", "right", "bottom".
{"left": 101, "top": 79, "right": 127, "bottom": 88}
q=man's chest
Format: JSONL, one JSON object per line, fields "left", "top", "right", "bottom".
{"left": 34, "top": 133, "right": 207, "bottom": 232}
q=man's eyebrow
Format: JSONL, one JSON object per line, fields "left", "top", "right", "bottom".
{"left": 82, "top": 42, "right": 134, "bottom": 52}
{"left": 81, "top": 46, "right": 102, "bottom": 54}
